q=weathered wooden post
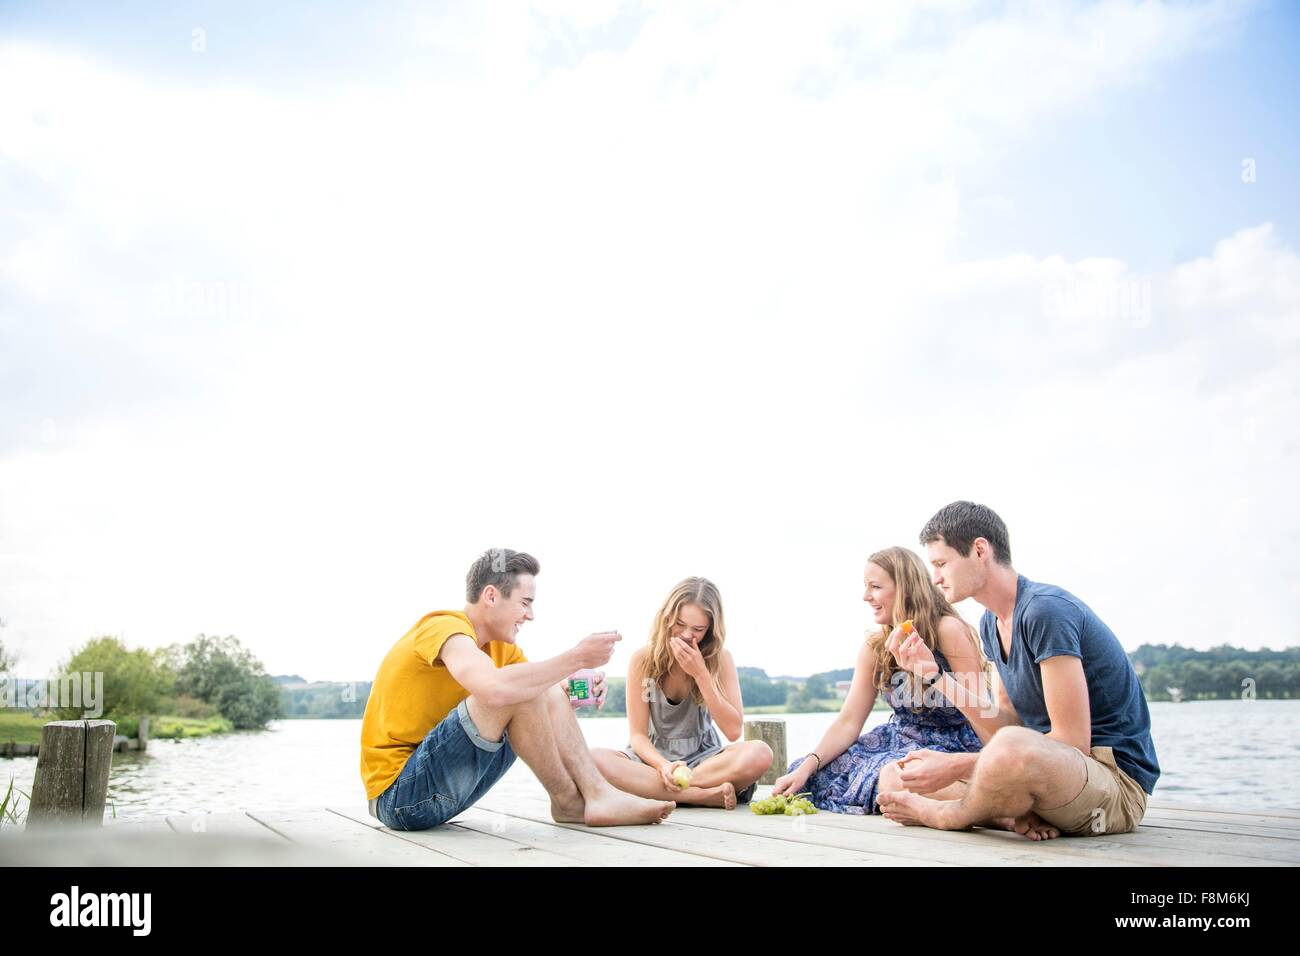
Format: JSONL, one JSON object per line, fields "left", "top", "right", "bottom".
{"left": 744, "top": 718, "right": 787, "bottom": 786}
{"left": 137, "top": 715, "right": 150, "bottom": 752}
{"left": 25, "top": 719, "right": 115, "bottom": 828}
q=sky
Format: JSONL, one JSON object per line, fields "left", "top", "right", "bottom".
{"left": 1, "top": 0, "right": 1298, "bottom": 683}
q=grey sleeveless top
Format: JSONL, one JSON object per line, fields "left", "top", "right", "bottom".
{"left": 624, "top": 682, "right": 725, "bottom": 769}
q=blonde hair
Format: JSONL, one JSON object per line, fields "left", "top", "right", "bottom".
{"left": 864, "top": 546, "right": 990, "bottom": 708}
{"left": 643, "top": 577, "right": 726, "bottom": 706}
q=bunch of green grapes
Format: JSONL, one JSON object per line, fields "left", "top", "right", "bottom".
{"left": 750, "top": 792, "right": 818, "bottom": 816}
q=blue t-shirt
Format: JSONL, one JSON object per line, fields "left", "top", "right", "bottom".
{"left": 980, "top": 575, "right": 1160, "bottom": 795}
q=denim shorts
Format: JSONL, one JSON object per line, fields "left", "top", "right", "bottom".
{"left": 374, "top": 698, "right": 516, "bottom": 831}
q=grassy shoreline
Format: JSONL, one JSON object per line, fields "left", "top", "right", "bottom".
{"left": 1, "top": 712, "right": 232, "bottom": 746}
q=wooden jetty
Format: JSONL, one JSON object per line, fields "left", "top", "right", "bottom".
{"left": 4, "top": 760, "right": 1298, "bottom": 866}
{"left": 4, "top": 716, "right": 1297, "bottom": 866}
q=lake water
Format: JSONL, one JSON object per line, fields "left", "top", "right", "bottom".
{"left": 3, "top": 700, "right": 1297, "bottom": 818}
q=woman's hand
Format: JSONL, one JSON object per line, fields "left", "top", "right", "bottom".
{"left": 659, "top": 761, "right": 689, "bottom": 796}
{"left": 885, "top": 625, "right": 940, "bottom": 680}
{"left": 772, "top": 758, "right": 815, "bottom": 797}
{"left": 669, "top": 636, "right": 709, "bottom": 682}
{"left": 896, "top": 749, "right": 964, "bottom": 794}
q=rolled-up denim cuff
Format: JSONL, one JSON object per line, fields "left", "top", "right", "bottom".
{"left": 457, "top": 698, "right": 506, "bottom": 753}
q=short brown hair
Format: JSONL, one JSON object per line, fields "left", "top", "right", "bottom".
{"left": 919, "top": 501, "right": 1012, "bottom": 566}
{"left": 465, "top": 549, "right": 540, "bottom": 603}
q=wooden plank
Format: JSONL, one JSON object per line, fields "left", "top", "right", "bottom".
{"left": 1135, "top": 815, "right": 1300, "bottom": 842}
{"left": 496, "top": 787, "right": 1119, "bottom": 867}
{"left": 460, "top": 773, "right": 1299, "bottom": 866}
{"left": 165, "top": 812, "right": 291, "bottom": 841}
{"left": 800, "top": 803, "right": 1295, "bottom": 866}
{"left": 1122, "top": 832, "right": 1300, "bottom": 866}
{"left": 648, "top": 805, "right": 1133, "bottom": 867}
{"left": 1149, "top": 801, "right": 1300, "bottom": 820}
{"left": 1142, "top": 807, "right": 1300, "bottom": 833}
{"left": 728, "top": 785, "right": 1298, "bottom": 865}
{"left": 9, "top": 814, "right": 366, "bottom": 866}
{"left": 457, "top": 805, "right": 744, "bottom": 867}
{"left": 327, "top": 805, "right": 582, "bottom": 867}
{"left": 101, "top": 815, "right": 176, "bottom": 835}
{"left": 247, "top": 808, "right": 467, "bottom": 866}
{"left": 570, "top": 785, "right": 1297, "bottom": 866}
{"left": 474, "top": 791, "right": 956, "bottom": 867}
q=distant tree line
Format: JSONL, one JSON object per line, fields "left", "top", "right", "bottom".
{"left": 277, "top": 677, "right": 372, "bottom": 718}
{"left": 30, "top": 639, "right": 1285, "bottom": 728}
{"left": 1131, "top": 644, "right": 1299, "bottom": 701}
{"left": 6, "top": 633, "right": 283, "bottom": 731}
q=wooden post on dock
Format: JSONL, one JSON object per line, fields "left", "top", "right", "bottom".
{"left": 744, "top": 718, "right": 787, "bottom": 786}
{"left": 25, "top": 719, "right": 116, "bottom": 828}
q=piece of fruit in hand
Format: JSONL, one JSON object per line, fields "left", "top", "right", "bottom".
{"left": 672, "top": 766, "right": 693, "bottom": 789}
{"left": 899, "top": 619, "right": 915, "bottom": 635}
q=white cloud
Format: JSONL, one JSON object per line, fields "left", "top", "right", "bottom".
{"left": 1, "top": 1, "right": 1293, "bottom": 684}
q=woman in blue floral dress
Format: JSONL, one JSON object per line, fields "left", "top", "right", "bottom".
{"left": 773, "top": 546, "right": 993, "bottom": 815}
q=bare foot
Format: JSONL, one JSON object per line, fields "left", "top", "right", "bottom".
{"left": 550, "top": 793, "right": 585, "bottom": 824}
{"left": 1004, "top": 811, "right": 1061, "bottom": 841}
{"left": 678, "top": 782, "right": 736, "bottom": 810}
{"left": 582, "top": 786, "right": 675, "bottom": 827}
{"left": 877, "top": 790, "right": 961, "bottom": 829}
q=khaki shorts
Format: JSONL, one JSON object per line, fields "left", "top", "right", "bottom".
{"left": 1035, "top": 745, "right": 1148, "bottom": 836}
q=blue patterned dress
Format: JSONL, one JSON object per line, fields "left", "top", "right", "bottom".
{"left": 787, "top": 647, "right": 982, "bottom": 815}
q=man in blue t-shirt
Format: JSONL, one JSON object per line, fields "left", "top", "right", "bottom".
{"left": 877, "top": 501, "right": 1160, "bottom": 839}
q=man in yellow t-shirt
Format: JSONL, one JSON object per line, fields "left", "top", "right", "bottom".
{"left": 360, "top": 548, "right": 676, "bottom": 830}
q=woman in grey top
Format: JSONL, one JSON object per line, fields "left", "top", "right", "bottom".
{"left": 590, "top": 577, "right": 774, "bottom": 809}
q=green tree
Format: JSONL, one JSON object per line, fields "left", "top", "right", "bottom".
{"left": 786, "top": 676, "right": 831, "bottom": 712}
{"left": 1219, "top": 659, "right": 1253, "bottom": 699}
{"left": 1179, "top": 661, "right": 1213, "bottom": 700}
{"left": 1142, "top": 664, "right": 1178, "bottom": 700}
{"left": 603, "top": 678, "right": 626, "bottom": 714}
{"left": 1254, "top": 662, "right": 1284, "bottom": 700}
{"left": 739, "top": 672, "right": 789, "bottom": 706}
{"left": 170, "top": 634, "right": 281, "bottom": 730}
{"left": 56, "top": 636, "right": 174, "bottom": 721}
{"left": 1284, "top": 661, "right": 1300, "bottom": 698}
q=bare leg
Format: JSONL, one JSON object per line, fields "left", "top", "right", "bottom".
{"left": 684, "top": 741, "right": 773, "bottom": 792}
{"left": 591, "top": 749, "right": 737, "bottom": 809}
{"left": 876, "top": 727, "right": 1084, "bottom": 841}
{"left": 874, "top": 759, "right": 1055, "bottom": 837}
{"left": 538, "top": 688, "right": 676, "bottom": 826}
{"left": 467, "top": 688, "right": 674, "bottom": 827}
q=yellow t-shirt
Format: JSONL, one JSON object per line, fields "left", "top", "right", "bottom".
{"left": 360, "top": 610, "right": 528, "bottom": 800}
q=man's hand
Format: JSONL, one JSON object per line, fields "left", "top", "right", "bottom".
{"left": 897, "top": 749, "right": 965, "bottom": 795}
{"left": 574, "top": 631, "right": 622, "bottom": 669}
{"left": 560, "top": 670, "right": 608, "bottom": 709}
